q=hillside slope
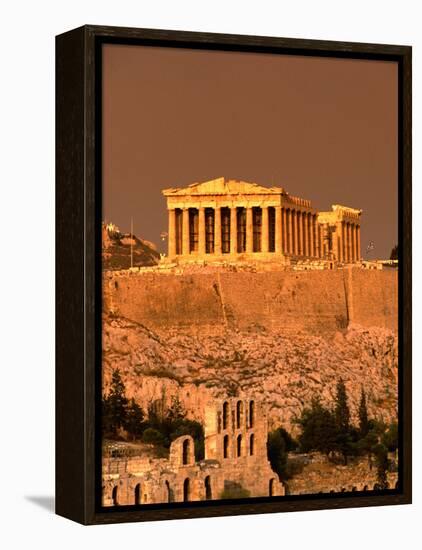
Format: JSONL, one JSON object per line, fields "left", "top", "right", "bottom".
{"left": 102, "top": 226, "right": 160, "bottom": 270}
{"left": 102, "top": 315, "right": 398, "bottom": 433}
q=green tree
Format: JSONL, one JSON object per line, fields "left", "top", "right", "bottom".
{"left": 382, "top": 422, "right": 398, "bottom": 453}
{"left": 276, "top": 426, "right": 298, "bottom": 452}
{"left": 166, "top": 396, "right": 186, "bottom": 423}
{"left": 142, "top": 428, "right": 166, "bottom": 446}
{"left": 357, "top": 428, "right": 379, "bottom": 469}
{"left": 296, "top": 398, "right": 337, "bottom": 455}
{"left": 334, "top": 379, "right": 352, "bottom": 464}
{"left": 102, "top": 369, "right": 128, "bottom": 437}
{"left": 125, "top": 398, "right": 145, "bottom": 440}
{"left": 358, "top": 387, "right": 369, "bottom": 438}
{"left": 374, "top": 443, "right": 390, "bottom": 489}
{"left": 334, "top": 379, "right": 350, "bottom": 432}
{"left": 267, "top": 430, "right": 288, "bottom": 479}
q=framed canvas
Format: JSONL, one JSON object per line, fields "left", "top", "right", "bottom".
{"left": 56, "top": 25, "right": 412, "bottom": 525}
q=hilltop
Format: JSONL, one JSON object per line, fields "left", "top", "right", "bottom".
{"left": 102, "top": 223, "right": 160, "bottom": 270}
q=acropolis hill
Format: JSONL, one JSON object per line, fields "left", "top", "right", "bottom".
{"left": 102, "top": 179, "right": 398, "bottom": 443}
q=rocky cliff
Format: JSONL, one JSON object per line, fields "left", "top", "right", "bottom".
{"left": 102, "top": 314, "right": 398, "bottom": 433}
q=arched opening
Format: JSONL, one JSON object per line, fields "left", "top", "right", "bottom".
{"left": 223, "top": 434, "right": 229, "bottom": 458}
{"left": 249, "top": 401, "right": 255, "bottom": 428}
{"left": 112, "top": 486, "right": 118, "bottom": 506}
{"left": 134, "top": 483, "right": 141, "bottom": 505}
{"left": 269, "top": 478, "right": 275, "bottom": 496}
{"left": 183, "top": 478, "right": 190, "bottom": 502}
{"left": 363, "top": 485, "right": 368, "bottom": 492}
{"left": 341, "top": 488, "right": 346, "bottom": 493}
{"left": 236, "top": 400, "right": 243, "bottom": 428}
{"left": 205, "top": 476, "right": 212, "bottom": 500}
{"left": 165, "top": 480, "right": 171, "bottom": 503}
{"left": 223, "top": 401, "right": 229, "bottom": 430}
{"left": 237, "top": 434, "right": 242, "bottom": 457}
{"left": 352, "top": 486, "right": 357, "bottom": 492}
{"left": 182, "top": 439, "right": 190, "bottom": 465}
{"left": 249, "top": 434, "right": 254, "bottom": 456}
{"left": 373, "top": 483, "right": 380, "bottom": 490}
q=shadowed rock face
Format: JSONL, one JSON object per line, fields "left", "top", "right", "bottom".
{"left": 102, "top": 315, "right": 398, "bottom": 433}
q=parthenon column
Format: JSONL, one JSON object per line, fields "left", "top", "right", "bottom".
{"left": 275, "top": 206, "right": 282, "bottom": 254}
{"left": 230, "top": 206, "right": 237, "bottom": 254}
{"left": 317, "top": 224, "right": 322, "bottom": 258}
{"left": 168, "top": 208, "right": 176, "bottom": 257}
{"left": 246, "top": 207, "right": 253, "bottom": 253}
{"left": 288, "top": 210, "right": 293, "bottom": 254}
{"left": 282, "top": 208, "right": 287, "bottom": 254}
{"left": 347, "top": 223, "right": 352, "bottom": 263}
{"left": 352, "top": 224, "right": 358, "bottom": 262}
{"left": 214, "top": 206, "right": 222, "bottom": 255}
{"left": 298, "top": 211, "right": 304, "bottom": 256}
{"left": 304, "top": 212, "right": 309, "bottom": 257}
{"left": 261, "top": 206, "right": 269, "bottom": 253}
{"left": 357, "top": 225, "right": 361, "bottom": 260}
{"left": 337, "top": 222, "right": 343, "bottom": 262}
{"left": 182, "top": 208, "right": 190, "bottom": 256}
{"left": 292, "top": 211, "right": 298, "bottom": 255}
{"left": 342, "top": 222, "right": 347, "bottom": 262}
{"left": 198, "top": 207, "right": 205, "bottom": 255}
{"left": 311, "top": 214, "right": 316, "bottom": 258}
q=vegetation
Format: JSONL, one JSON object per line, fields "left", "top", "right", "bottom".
{"left": 102, "top": 369, "right": 204, "bottom": 459}
{"left": 267, "top": 427, "right": 298, "bottom": 479}
{"left": 285, "top": 378, "right": 398, "bottom": 486}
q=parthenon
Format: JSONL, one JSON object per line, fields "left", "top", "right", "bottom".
{"left": 162, "top": 177, "right": 362, "bottom": 264}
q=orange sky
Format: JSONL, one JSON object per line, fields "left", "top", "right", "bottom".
{"left": 103, "top": 44, "right": 398, "bottom": 259}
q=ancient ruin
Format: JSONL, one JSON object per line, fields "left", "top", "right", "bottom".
{"left": 162, "top": 177, "right": 362, "bottom": 264}
{"left": 102, "top": 398, "right": 284, "bottom": 506}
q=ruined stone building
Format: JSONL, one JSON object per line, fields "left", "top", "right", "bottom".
{"left": 162, "top": 177, "right": 362, "bottom": 264}
{"left": 102, "top": 398, "right": 284, "bottom": 506}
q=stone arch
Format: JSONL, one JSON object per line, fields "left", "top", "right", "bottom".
{"left": 269, "top": 478, "right": 275, "bottom": 496}
{"left": 183, "top": 478, "right": 190, "bottom": 502}
{"left": 204, "top": 476, "right": 212, "bottom": 500}
{"left": 236, "top": 400, "right": 243, "bottom": 428}
{"left": 223, "top": 434, "right": 229, "bottom": 458}
{"left": 223, "top": 401, "right": 229, "bottom": 430}
{"left": 249, "top": 400, "right": 255, "bottom": 428}
{"left": 237, "top": 434, "right": 242, "bottom": 457}
{"left": 249, "top": 433, "right": 254, "bottom": 456}
{"left": 134, "top": 483, "right": 141, "bottom": 505}
{"left": 182, "top": 439, "right": 190, "bottom": 465}
{"left": 170, "top": 435, "right": 195, "bottom": 467}
{"left": 112, "top": 486, "right": 118, "bottom": 506}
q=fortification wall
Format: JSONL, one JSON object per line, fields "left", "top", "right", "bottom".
{"left": 103, "top": 268, "right": 398, "bottom": 334}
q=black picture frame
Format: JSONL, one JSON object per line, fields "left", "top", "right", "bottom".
{"left": 56, "top": 24, "right": 412, "bottom": 525}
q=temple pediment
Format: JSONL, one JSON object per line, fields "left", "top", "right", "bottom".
{"left": 162, "top": 177, "right": 284, "bottom": 196}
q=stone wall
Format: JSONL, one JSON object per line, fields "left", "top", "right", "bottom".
{"left": 103, "top": 267, "right": 398, "bottom": 334}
